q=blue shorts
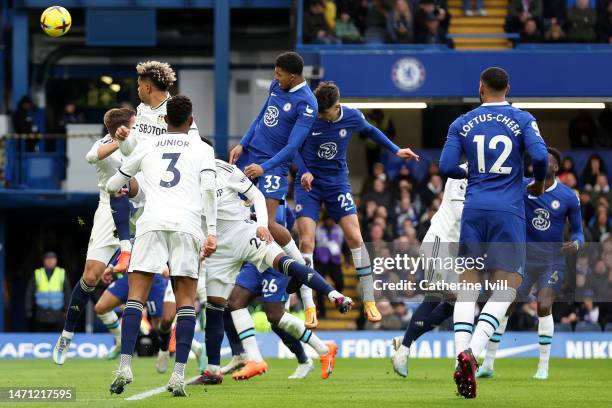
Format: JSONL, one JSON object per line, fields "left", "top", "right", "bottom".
{"left": 107, "top": 274, "right": 168, "bottom": 317}
{"left": 294, "top": 181, "right": 356, "bottom": 222}
{"left": 517, "top": 263, "right": 564, "bottom": 299}
{"left": 459, "top": 208, "right": 526, "bottom": 275}
{"left": 238, "top": 149, "right": 289, "bottom": 201}
{"left": 235, "top": 263, "right": 289, "bottom": 303}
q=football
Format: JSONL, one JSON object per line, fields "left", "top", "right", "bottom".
{"left": 40, "top": 6, "right": 71, "bottom": 37}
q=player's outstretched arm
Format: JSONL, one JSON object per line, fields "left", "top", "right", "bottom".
{"left": 106, "top": 140, "right": 148, "bottom": 193}
{"left": 561, "top": 193, "right": 585, "bottom": 254}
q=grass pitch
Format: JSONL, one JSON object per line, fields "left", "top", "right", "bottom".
{"left": 1, "top": 357, "right": 611, "bottom": 407}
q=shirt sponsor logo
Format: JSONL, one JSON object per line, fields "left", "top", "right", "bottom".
{"left": 532, "top": 208, "right": 550, "bottom": 231}
{"left": 264, "top": 105, "right": 280, "bottom": 127}
{"left": 318, "top": 142, "right": 338, "bottom": 160}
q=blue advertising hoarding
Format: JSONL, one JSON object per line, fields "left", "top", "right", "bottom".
{"left": 1, "top": 332, "right": 611, "bottom": 359}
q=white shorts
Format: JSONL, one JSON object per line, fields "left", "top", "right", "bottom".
{"left": 420, "top": 231, "right": 459, "bottom": 286}
{"left": 86, "top": 201, "right": 119, "bottom": 264}
{"left": 163, "top": 263, "right": 207, "bottom": 303}
{"left": 129, "top": 231, "right": 202, "bottom": 279}
{"left": 205, "top": 220, "right": 282, "bottom": 299}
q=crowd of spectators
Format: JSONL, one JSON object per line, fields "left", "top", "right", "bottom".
{"left": 507, "top": 0, "right": 612, "bottom": 44}
{"left": 303, "top": 0, "right": 453, "bottom": 46}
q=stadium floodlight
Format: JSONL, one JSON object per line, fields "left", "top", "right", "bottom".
{"left": 343, "top": 102, "right": 428, "bottom": 109}
{"left": 100, "top": 76, "right": 113, "bottom": 85}
{"left": 511, "top": 102, "right": 606, "bottom": 109}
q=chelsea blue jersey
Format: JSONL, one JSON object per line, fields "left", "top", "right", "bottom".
{"left": 296, "top": 106, "right": 399, "bottom": 187}
{"left": 524, "top": 178, "right": 584, "bottom": 266}
{"left": 440, "top": 102, "right": 548, "bottom": 218}
{"left": 240, "top": 81, "right": 317, "bottom": 171}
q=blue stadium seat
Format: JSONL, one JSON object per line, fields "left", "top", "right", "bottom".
{"left": 554, "top": 323, "right": 573, "bottom": 332}
{"left": 604, "top": 323, "right": 612, "bottom": 332}
{"left": 574, "top": 321, "right": 601, "bottom": 332}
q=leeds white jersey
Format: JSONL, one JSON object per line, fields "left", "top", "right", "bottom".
{"left": 118, "top": 131, "right": 215, "bottom": 240}
{"left": 120, "top": 96, "right": 200, "bottom": 156}
{"left": 214, "top": 159, "right": 255, "bottom": 222}
{"left": 427, "top": 176, "right": 467, "bottom": 243}
{"left": 86, "top": 134, "right": 124, "bottom": 203}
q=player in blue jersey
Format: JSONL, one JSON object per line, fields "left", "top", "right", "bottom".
{"left": 294, "top": 82, "right": 419, "bottom": 323}
{"left": 477, "top": 147, "right": 584, "bottom": 381}
{"left": 229, "top": 52, "right": 317, "bottom": 282}
{"left": 439, "top": 67, "right": 549, "bottom": 399}
{"left": 93, "top": 250, "right": 169, "bottom": 360}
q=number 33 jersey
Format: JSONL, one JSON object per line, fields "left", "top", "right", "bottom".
{"left": 444, "top": 101, "right": 547, "bottom": 218}
{"left": 118, "top": 131, "right": 215, "bottom": 240}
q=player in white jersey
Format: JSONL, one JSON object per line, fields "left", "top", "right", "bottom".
{"left": 52, "top": 108, "right": 143, "bottom": 365}
{"left": 391, "top": 166, "right": 467, "bottom": 377}
{"left": 106, "top": 96, "right": 217, "bottom": 397}
{"left": 110, "top": 61, "right": 200, "bottom": 273}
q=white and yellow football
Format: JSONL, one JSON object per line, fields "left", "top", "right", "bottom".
{"left": 40, "top": 6, "right": 72, "bottom": 37}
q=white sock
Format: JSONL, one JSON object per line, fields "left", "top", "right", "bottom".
{"left": 538, "top": 314, "right": 554, "bottom": 371}
{"left": 98, "top": 311, "right": 121, "bottom": 344}
{"left": 61, "top": 330, "right": 74, "bottom": 339}
{"left": 282, "top": 241, "right": 305, "bottom": 264}
{"left": 207, "top": 364, "right": 220, "bottom": 374}
{"left": 453, "top": 289, "right": 478, "bottom": 354}
{"left": 278, "top": 313, "right": 328, "bottom": 355}
{"left": 327, "top": 290, "right": 343, "bottom": 302}
{"left": 119, "top": 354, "right": 132, "bottom": 370}
{"left": 231, "top": 308, "right": 263, "bottom": 362}
{"left": 469, "top": 288, "right": 516, "bottom": 358}
{"left": 300, "top": 286, "right": 316, "bottom": 309}
{"left": 120, "top": 240, "right": 132, "bottom": 252}
{"left": 351, "top": 245, "right": 374, "bottom": 302}
{"left": 173, "top": 362, "right": 186, "bottom": 379}
{"left": 302, "top": 252, "right": 313, "bottom": 267}
{"left": 481, "top": 315, "right": 508, "bottom": 371}
{"left": 191, "top": 339, "right": 202, "bottom": 356}
{"left": 299, "top": 253, "right": 316, "bottom": 308}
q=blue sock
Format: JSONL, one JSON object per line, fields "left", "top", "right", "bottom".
{"left": 158, "top": 323, "right": 172, "bottom": 352}
{"left": 426, "top": 301, "right": 454, "bottom": 327}
{"left": 110, "top": 193, "right": 130, "bottom": 241}
{"left": 272, "top": 325, "right": 308, "bottom": 364}
{"left": 120, "top": 300, "right": 144, "bottom": 356}
{"left": 175, "top": 306, "right": 196, "bottom": 364}
{"left": 279, "top": 256, "right": 334, "bottom": 296}
{"left": 63, "top": 278, "right": 95, "bottom": 332}
{"left": 205, "top": 303, "right": 225, "bottom": 366}
{"left": 402, "top": 296, "right": 441, "bottom": 348}
{"left": 224, "top": 309, "right": 245, "bottom": 355}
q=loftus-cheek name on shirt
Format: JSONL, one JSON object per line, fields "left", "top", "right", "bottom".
{"left": 459, "top": 114, "right": 523, "bottom": 138}
{"left": 155, "top": 139, "right": 190, "bottom": 148}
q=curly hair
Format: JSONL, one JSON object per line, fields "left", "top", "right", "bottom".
{"left": 136, "top": 60, "right": 177, "bottom": 91}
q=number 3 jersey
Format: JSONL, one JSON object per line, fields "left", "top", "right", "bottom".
{"left": 523, "top": 178, "right": 584, "bottom": 267}
{"left": 443, "top": 101, "right": 548, "bottom": 218}
{"left": 117, "top": 132, "right": 215, "bottom": 241}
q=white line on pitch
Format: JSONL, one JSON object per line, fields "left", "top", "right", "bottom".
{"left": 125, "top": 376, "right": 200, "bottom": 401}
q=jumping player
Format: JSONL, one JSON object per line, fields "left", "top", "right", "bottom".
{"left": 294, "top": 81, "right": 419, "bottom": 322}
{"left": 52, "top": 108, "right": 140, "bottom": 365}
{"left": 439, "top": 67, "right": 548, "bottom": 398}
{"left": 107, "top": 96, "right": 217, "bottom": 397}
